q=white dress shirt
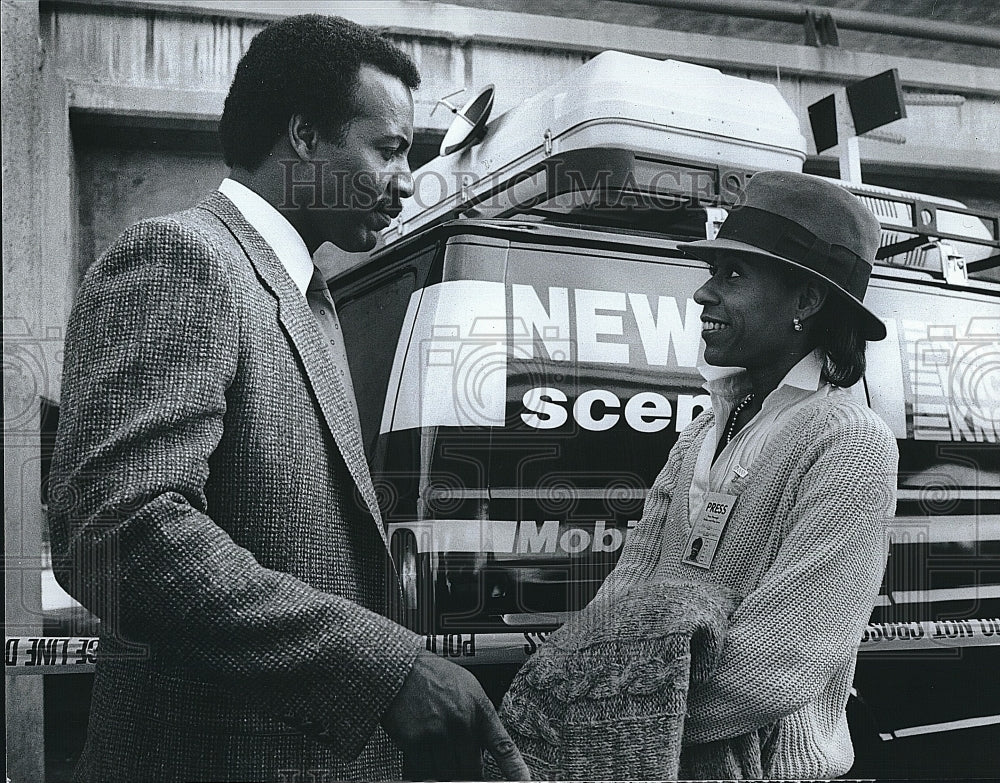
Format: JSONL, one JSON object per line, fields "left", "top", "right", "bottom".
{"left": 218, "top": 178, "right": 314, "bottom": 296}
{"left": 217, "top": 178, "right": 361, "bottom": 429}
{"left": 687, "top": 349, "right": 848, "bottom": 527}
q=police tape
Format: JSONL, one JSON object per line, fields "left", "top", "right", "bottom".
{"left": 7, "top": 619, "right": 1000, "bottom": 671}
{"left": 5, "top": 637, "right": 98, "bottom": 672}
{"left": 859, "top": 618, "right": 1000, "bottom": 651}
{"left": 427, "top": 619, "right": 1000, "bottom": 664}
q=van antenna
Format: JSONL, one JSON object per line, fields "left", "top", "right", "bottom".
{"left": 432, "top": 84, "right": 496, "bottom": 156}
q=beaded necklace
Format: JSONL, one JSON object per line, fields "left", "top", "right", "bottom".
{"left": 724, "top": 392, "right": 756, "bottom": 446}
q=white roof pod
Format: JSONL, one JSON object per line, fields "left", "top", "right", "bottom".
{"left": 390, "top": 50, "right": 807, "bottom": 242}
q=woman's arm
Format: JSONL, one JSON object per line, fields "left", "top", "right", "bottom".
{"left": 682, "top": 407, "right": 897, "bottom": 743}
{"left": 593, "top": 416, "right": 713, "bottom": 601}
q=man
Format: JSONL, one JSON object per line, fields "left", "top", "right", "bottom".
{"left": 49, "top": 15, "right": 528, "bottom": 783}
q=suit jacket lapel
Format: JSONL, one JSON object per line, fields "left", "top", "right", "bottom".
{"left": 199, "top": 193, "right": 387, "bottom": 542}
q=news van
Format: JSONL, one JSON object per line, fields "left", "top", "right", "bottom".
{"left": 330, "top": 52, "right": 1000, "bottom": 772}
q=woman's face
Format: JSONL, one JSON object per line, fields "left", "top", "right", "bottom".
{"left": 693, "top": 253, "right": 803, "bottom": 369}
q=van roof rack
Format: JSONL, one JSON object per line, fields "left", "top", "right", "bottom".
{"left": 835, "top": 181, "right": 999, "bottom": 284}
{"left": 394, "top": 142, "right": 999, "bottom": 284}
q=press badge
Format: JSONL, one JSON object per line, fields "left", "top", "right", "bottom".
{"left": 683, "top": 492, "right": 737, "bottom": 569}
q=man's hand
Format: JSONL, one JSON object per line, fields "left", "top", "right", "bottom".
{"left": 381, "top": 650, "right": 530, "bottom": 781}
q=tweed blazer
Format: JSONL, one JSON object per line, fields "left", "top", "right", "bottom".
{"left": 49, "top": 192, "right": 422, "bottom": 783}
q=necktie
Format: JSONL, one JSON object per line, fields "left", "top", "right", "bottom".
{"left": 306, "top": 268, "right": 361, "bottom": 433}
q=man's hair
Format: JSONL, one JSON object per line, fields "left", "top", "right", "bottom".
{"left": 219, "top": 14, "right": 420, "bottom": 169}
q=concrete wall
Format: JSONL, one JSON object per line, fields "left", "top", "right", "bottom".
{"left": 3, "top": 0, "right": 999, "bottom": 778}
{"left": 40, "top": 1, "right": 1000, "bottom": 251}
{"left": 44, "top": 1, "right": 1000, "bottom": 175}
{"left": 4, "top": 2, "right": 50, "bottom": 779}
{"left": 450, "top": 0, "right": 1000, "bottom": 68}
{"left": 75, "top": 144, "right": 227, "bottom": 272}
{"left": 37, "top": 0, "right": 1000, "bottom": 269}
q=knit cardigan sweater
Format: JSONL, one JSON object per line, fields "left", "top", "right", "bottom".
{"left": 595, "top": 394, "right": 898, "bottom": 779}
{"left": 493, "top": 580, "right": 770, "bottom": 780}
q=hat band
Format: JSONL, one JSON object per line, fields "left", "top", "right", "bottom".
{"left": 717, "top": 206, "right": 872, "bottom": 297}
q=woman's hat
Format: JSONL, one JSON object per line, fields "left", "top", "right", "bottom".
{"left": 678, "top": 170, "right": 887, "bottom": 341}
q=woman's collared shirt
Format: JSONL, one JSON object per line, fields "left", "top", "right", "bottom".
{"left": 685, "top": 349, "right": 848, "bottom": 534}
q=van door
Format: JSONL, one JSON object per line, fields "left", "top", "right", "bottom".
{"left": 852, "top": 274, "right": 999, "bottom": 764}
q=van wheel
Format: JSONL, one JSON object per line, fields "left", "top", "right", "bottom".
{"left": 390, "top": 528, "right": 434, "bottom": 633}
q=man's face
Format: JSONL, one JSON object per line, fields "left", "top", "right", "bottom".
{"left": 309, "top": 64, "right": 415, "bottom": 252}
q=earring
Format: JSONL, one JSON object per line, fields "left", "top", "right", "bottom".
{"left": 792, "top": 316, "right": 803, "bottom": 332}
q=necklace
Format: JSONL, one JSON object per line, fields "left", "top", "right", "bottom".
{"left": 724, "top": 392, "right": 755, "bottom": 446}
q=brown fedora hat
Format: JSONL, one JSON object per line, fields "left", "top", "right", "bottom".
{"left": 678, "top": 170, "right": 887, "bottom": 341}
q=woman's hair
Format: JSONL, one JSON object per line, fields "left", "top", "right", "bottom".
{"left": 811, "top": 295, "right": 868, "bottom": 388}
{"left": 783, "top": 265, "right": 868, "bottom": 387}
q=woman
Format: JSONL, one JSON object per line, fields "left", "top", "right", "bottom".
{"left": 591, "top": 170, "right": 899, "bottom": 778}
